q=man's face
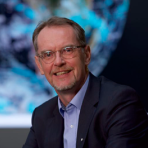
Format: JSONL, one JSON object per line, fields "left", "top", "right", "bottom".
{"left": 35, "top": 25, "right": 91, "bottom": 93}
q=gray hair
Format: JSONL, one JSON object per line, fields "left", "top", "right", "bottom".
{"left": 32, "top": 16, "right": 86, "bottom": 54}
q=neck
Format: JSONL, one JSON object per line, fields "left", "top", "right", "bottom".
{"left": 57, "top": 91, "right": 76, "bottom": 106}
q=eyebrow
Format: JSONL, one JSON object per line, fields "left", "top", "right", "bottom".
{"left": 40, "top": 44, "right": 76, "bottom": 54}
{"left": 61, "top": 44, "right": 75, "bottom": 48}
{"left": 40, "top": 50, "right": 51, "bottom": 54}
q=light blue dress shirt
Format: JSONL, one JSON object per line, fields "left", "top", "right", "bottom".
{"left": 58, "top": 75, "right": 89, "bottom": 148}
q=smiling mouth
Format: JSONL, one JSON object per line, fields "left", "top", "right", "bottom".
{"left": 55, "top": 70, "right": 71, "bottom": 76}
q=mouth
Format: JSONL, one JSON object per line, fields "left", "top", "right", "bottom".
{"left": 54, "top": 70, "right": 71, "bottom": 76}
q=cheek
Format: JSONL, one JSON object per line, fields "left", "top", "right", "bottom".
{"left": 73, "top": 59, "right": 86, "bottom": 78}
{"left": 42, "top": 64, "right": 53, "bottom": 80}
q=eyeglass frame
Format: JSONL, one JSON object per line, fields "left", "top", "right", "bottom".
{"left": 36, "top": 45, "right": 86, "bottom": 64}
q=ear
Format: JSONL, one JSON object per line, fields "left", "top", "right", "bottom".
{"left": 84, "top": 45, "right": 91, "bottom": 65}
{"left": 35, "top": 56, "right": 44, "bottom": 75}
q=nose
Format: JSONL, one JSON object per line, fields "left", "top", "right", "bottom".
{"left": 54, "top": 51, "right": 66, "bottom": 66}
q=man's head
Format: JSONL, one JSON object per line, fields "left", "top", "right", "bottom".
{"left": 33, "top": 16, "right": 86, "bottom": 54}
{"left": 33, "top": 16, "right": 91, "bottom": 95}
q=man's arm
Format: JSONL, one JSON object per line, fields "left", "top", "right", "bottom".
{"left": 105, "top": 88, "right": 148, "bottom": 148}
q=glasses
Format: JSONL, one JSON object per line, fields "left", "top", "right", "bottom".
{"left": 36, "top": 45, "right": 85, "bottom": 64}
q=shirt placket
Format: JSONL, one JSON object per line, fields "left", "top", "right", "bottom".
{"left": 64, "top": 104, "right": 76, "bottom": 148}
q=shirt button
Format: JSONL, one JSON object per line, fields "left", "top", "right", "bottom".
{"left": 70, "top": 125, "right": 74, "bottom": 128}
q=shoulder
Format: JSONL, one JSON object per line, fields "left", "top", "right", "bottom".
{"left": 36, "top": 95, "right": 58, "bottom": 109}
{"left": 95, "top": 75, "right": 144, "bottom": 118}
{"left": 100, "top": 75, "right": 138, "bottom": 103}
{"left": 99, "top": 75, "right": 136, "bottom": 94}
{"left": 90, "top": 73, "right": 136, "bottom": 96}
{"left": 33, "top": 96, "right": 58, "bottom": 118}
{"left": 89, "top": 73, "right": 139, "bottom": 105}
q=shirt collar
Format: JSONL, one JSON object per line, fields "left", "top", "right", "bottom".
{"left": 58, "top": 75, "right": 89, "bottom": 114}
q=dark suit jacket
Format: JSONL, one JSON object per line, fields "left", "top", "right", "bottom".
{"left": 23, "top": 73, "right": 148, "bottom": 148}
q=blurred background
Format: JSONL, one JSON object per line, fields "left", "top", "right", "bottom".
{"left": 0, "top": 0, "right": 148, "bottom": 148}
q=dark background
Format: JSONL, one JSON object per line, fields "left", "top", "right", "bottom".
{"left": 0, "top": 0, "right": 148, "bottom": 148}
{"left": 101, "top": 0, "right": 148, "bottom": 111}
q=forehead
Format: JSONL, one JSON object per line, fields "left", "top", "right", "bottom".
{"left": 37, "top": 25, "right": 78, "bottom": 48}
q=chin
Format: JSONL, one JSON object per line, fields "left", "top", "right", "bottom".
{"left": 53, "top": 81, "right": 76, "bottom": 91}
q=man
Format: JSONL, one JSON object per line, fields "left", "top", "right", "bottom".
{"left": 23, "top": 16, "right": 148, "bottom": 148}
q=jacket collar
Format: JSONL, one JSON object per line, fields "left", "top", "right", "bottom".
{"left": 44, "top": 98, "right": 64, "bottom": 148}
{"left": 76, "top": 72, "right": 101, "bottom": 148}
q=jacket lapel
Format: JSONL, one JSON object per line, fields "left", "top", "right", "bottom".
{"left": 44, "top": 99, "right": 64, "bottom": 148}
{"left": 76, "top": 73, "right": 101, "bottom": 148}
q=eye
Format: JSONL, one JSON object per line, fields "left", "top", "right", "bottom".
{"left": 42, "top": 51, "right": 53, "bottom": 58}
{"left": 63, "top": 47, "right": 73, "bottom": 54}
